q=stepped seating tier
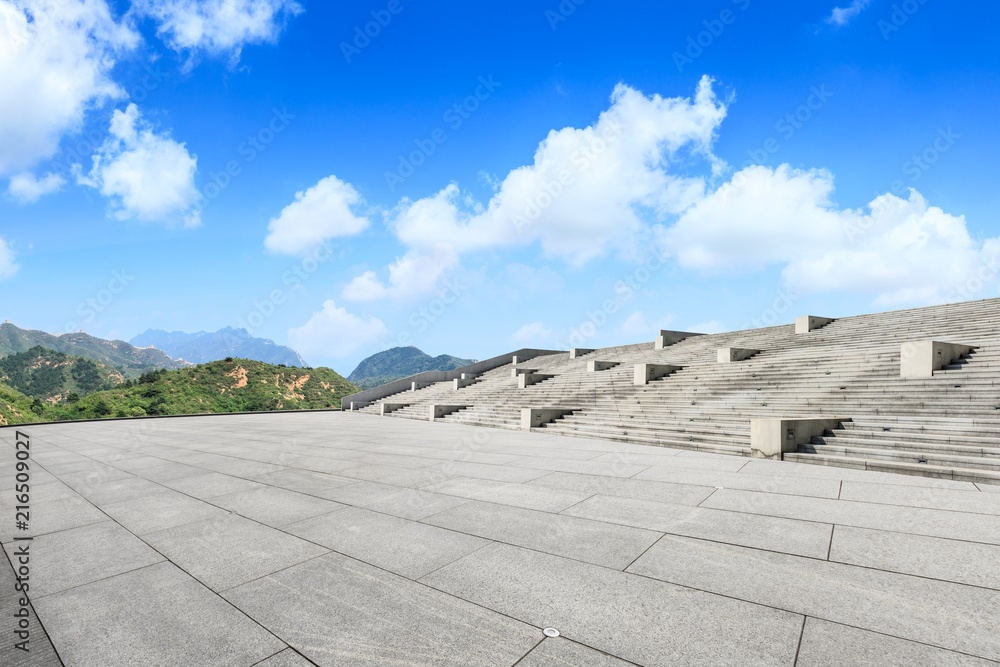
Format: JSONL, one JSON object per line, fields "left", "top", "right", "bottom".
{"left": 351, "top": 297, "right": 1000, "bottom": 485}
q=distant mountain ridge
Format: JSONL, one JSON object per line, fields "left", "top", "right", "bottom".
{"left": 0, "top": 322, "right": 188, "bottom": 379}
{"left": 130, "top": 327, "right": 307, "bottom": 367}
{"left": 348, "top": 346, "right": 475, "bottom": 389}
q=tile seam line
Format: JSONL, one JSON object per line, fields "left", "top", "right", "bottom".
{"left": 508, "top": 637, "right": 545, "bottom": 667}
{"left": 0, "top": 542, "right": 67, "bottom": 667}
{"left": 792, "top": 615, "right": 808, "bottom": 666}
{"left": 699, "top": 496, "right": 1000, "bottom": 547}
{"left": 620, "top": 565, "right": 1000, "bottom": 660}
{"left": 552, "top": 509, "right": 834, "bottom": 562}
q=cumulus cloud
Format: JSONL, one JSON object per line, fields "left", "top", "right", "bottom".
{"left": 0, "top": 237, "right": 18, "bottom": 279}
{"left": 342, "top": 244, "right": 460, "bottom": 303}
{"left": 287, "top": 300, "right": 386, "bottom": 359}
{"left": 133, "top": 0, "right": 302, "bottom": 66}
{"left": 0, "top": 0, "right": 138, "bottom": 175}
{"left": 826, "top": 0, "right": 870, "bottom": 26}
{"left": 660, "top": 164, "right": 1000, "bottom": 306}
{"left": 7, "top": 172, "right": 65, "bottom": 203}
{"left": 391, "top": 76, "right": 728, "bottom": 266}
{"left": 264, "top": 175, "right": 370, "bottom": 255}
{"left": 79, "top": 103, "right": 200, "bottom": 226}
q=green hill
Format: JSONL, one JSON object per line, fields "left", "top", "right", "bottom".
{"left": 26, "top": 358, "right": 359, "bottom": 422}
{"left": 0, "top": 322, "right": 188, "bottom": 379}
{"left": 0, "top": 381, "right": 45, "bottom": 426}
{"left": 348, "top": 346, "right": 475, "bottom": 389}
{"left": 0, "top": 346, "right": 123, "bottom": 402}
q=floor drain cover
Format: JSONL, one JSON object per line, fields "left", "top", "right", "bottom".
{"left": 543, "top": 628, "right": 560, "bottom": 638}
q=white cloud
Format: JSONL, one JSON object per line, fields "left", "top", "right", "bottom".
{"left": 133, "top": 0, "right": 302, "bottom": 66}
{"left": 7, "top": 171, "right": 65, "bottom": 202}
{"left": 510, "top": 321, "right": 555, "bottom": 346}
{"left": 342, "top": 244, "right": 460, "bottom": 303}
{"left": 826, "top": 0, "right": 870, "bottom": 26}
{"left": 391, "top": 76, "right": 728, "bottom": 265}
{"left": 664, "top": 165, "right": 845, "bottom": 272}
{"left": 0, "top": 237, "right": 18, "bottom": 279}
{"left": 0, "top": 0, "right": 138, "bottom": 175}
{"left": 264, "top": 175, "right": 370, "bottom": 255}
{"left": 287, "top": 300, "right": 386, "bottom": 359}
{"left": 80, "top": 103, "right": 200, "bottom": 226}
{"left": 661, "top": 164, "right": 1000, "bottom": 306}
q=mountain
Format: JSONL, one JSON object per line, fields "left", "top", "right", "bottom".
{"left": 20, "top": 358, "right": 359, "bottom": 422}
{"left": 130, "top": 327, "right": 308, "bottom": 367}
{"left": 348, "top": 346, "right": 476, "bottom": 390}
{"left": 0, "top": 346, "right": 123, "bottom": 402}
{"left": 0, "top": 322, "right": 188, "bottom": 379}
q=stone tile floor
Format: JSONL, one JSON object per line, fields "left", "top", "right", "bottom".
{"left": 2, "top": 412, "right": 999, "bottom": 666}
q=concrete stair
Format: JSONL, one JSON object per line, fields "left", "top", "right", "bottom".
{"left": 354, "top": 296, "right": 1000, "bottom": 485}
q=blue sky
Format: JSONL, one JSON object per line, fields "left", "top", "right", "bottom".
{"left": 2, "top": 0, "right": 999, "bottom": 375}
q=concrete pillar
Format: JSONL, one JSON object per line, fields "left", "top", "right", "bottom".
{"left": 379, "top": 403, "right": 409, "bottom": 416}
{"left": 900, "top": 341, "right": 975, "bottom": 378}
{"left": 520, "top": 407, "right": 577, "bottom": 430}
{"left": 511, "top": 367, "right": 537, "bottom": 377}
{"left": 654, "top": 330, "right": 703, "bottom": 350}
{"left": 587, "top": 360, "right": 618, "bottom": 372}
{"left": 717, "top": 347, "right": 760, "bottom": 363}
{"left": 453, "top": 377, "right": 476, "bottom": 390}
{"left": 411, "top": 381, "right": 431, "bottom": 391}
{"left": 569, "top": 348, "right": 595, "bottom": 359}
{"left": 518, "top": 372, "right": 555, "bottom": 389}
{"left": 750, "top": 417, "right": 848, "bottom": 460}
{"left": 634, "top": 363, "right": 682, "bottom": 385}
{"left": 795, "top": 316, "right": 834, "bottom": 333}
{"left": 429, "top": 404, "right": 468, "bottom": 420}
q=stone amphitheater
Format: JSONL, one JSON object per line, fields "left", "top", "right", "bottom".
{"left": 347, "top": 297, "right": 1000, "bottom": 486}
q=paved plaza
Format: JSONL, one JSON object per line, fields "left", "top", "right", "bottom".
{"left": 2, "top": 411, "right": 999, "bottom": 666}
